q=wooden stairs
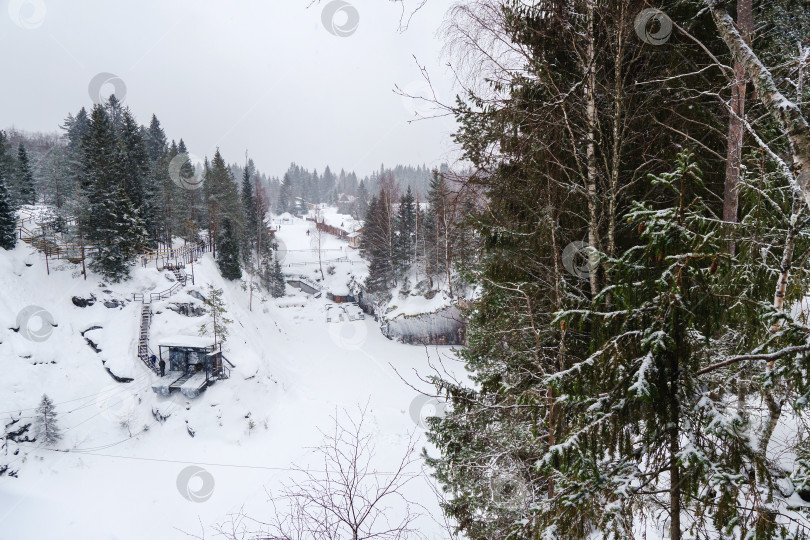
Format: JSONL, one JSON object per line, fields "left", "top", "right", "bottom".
{"left": 138, "top": 303, "right": 159, "bottom": 375}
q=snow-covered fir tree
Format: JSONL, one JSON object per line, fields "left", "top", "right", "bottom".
{"left": 34, "top": 394, "right": 61, "bottom": 446}
{"left": 216, "top": 217, "right": 241, "bottom": 280}
{"left": 15, "top": 143, "right": 35, "bottom": 206}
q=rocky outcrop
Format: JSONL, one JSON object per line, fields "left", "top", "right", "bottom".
{"left": 72, "top": 294, "right": 96, "bottom": 307}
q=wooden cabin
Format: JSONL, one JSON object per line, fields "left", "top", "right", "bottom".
{"left": 151, "top": 337, "right": 232, "bottom": 398}
{"left": 347, "top": 230, "right": 362, "bottom": 249}
{"left": 327, "top": 291, "right": 356, "bottom": 303}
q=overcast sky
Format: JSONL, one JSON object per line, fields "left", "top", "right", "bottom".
{"left": 0, "top": 0, "right": 458, "bottom": 178}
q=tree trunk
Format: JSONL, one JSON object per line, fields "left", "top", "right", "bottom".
{"left": 707, "top": 0, "right": 810, "bottom": 210}
{"left": 722, "top": 0, "right": 752, "bottom": 254}
{"left": 585, "top": 0, "right": 601, "bottom": 297}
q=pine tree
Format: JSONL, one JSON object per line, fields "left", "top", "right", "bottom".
{"left": 117, "top": 108, "right": 149, "bottom": 209}
{"left": 241, "top": 163, "right": 257, "bottom": 262}
{"left": 16, "top": 143, "right": 35, "bottom": 206}
{"left": 205, "top": 149, "right": 240, "bottom": 256}
{"left": 0, "top": 167, "right": 16, "bottom": 250}
{"left": 277, "top": 172, "right": 294, "bottom": 214}
{"left": 0, "top": 131, "right": 16, "bottom": 188}
{"left": 34, "top": 394, "right": 61, "bottom": 446}
{"left": 395, "top": 186, "right": 416, "bottom": 279}
{"left": 361, "top": 194, "right": 394, "bottom": 293}
{"left": 355, "top": 179, "right": 369, "bottom": 219}
{"left": 82, "top": 104, "right": 147, "bottom": 282}
{"left": 144, "top": 114, "right": 168, "bottom": 244}
{"left": 216, "top": 217, "right": 241, "bottom": 280}
{"left": 261, "top": 250, "right": 286, "bottom": 298}
{"left": 198, "top": 285, "right": 233, "bottom": 346}
{"left": 425, "top": 170, "right": 452, "bottom": 293}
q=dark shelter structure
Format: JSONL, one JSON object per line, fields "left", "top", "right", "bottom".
{"left": 150, "top": 337, "right": 233, "bottom": 398}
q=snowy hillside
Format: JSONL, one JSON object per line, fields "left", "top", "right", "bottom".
{"left": 0, "top": 222, "right": 459, "bottom": 539}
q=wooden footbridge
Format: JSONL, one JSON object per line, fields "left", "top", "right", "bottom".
{"left": 15, "top": 210, "right": 209, "bottom": 268}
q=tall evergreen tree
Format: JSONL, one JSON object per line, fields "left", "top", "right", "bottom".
{"left": 34, "top": 394, "right": 61, "bottom": 446}
{"left": 277, "top": 172, "right": 294, "bottom": 214}
{"left": 117, "top": 108, "right": 149, "bottom": 209}
{"left": 61, "top": 108, "right": 90, "bottom": 195}
{"left": 16, "top": 143, "right": 35, "bottom": 206}
{"left": 82, "top": 104, "right": 147, "bottom": 282}
{"left": 241, "top": 162, "right": 257, "bottom": 261}
{"left": 216, "top": 217, "right": 241, "bottom": 280}
{"left": 361, "top": 194, "right": 394, "bottom": 293}
{"left": 395, "top": 186, "right": 416, "bottom": 278}
{"left": 205, "top": 149, "right": 240, "bottom": 256}
{"left": 0, "top": 167, "right": 16, "bottom": 250}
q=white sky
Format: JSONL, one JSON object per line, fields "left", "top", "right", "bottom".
{"left": 0, "top": 0, "right": 458, "bottom": 178}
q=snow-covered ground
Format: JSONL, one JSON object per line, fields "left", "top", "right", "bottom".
{"left": 0, "top": 215, "right": 460, "bottom": 539}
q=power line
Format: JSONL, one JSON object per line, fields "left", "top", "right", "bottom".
{"left": 27, "top": 447, "right": 430, "bottom": 477}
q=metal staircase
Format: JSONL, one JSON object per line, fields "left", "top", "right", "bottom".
{"left": 138, "top": 304, "right": 159, "bottom": 374}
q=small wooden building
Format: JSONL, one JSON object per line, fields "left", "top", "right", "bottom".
{"left": 327, "top": 291, "right": 356, "bottom": 303}
{"left": 151, "top": 336, "right": 232, "bottom": 398}
{"left": 347, "top": 231, "right": 362, "bottom": 249}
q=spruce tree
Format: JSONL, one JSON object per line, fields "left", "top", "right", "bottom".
{"left": 82, "top": 104, "right": 147, "bottom": 282}
{"left": 117, "top": 108, "right": 149, "bottom": 209}
{"left": 205, "top": 149, "right": 240, "bottom": 256}
{"left": 144, "top": 114, "right": 168, "bottom": 244}
{"left": 0, "top": 168, "right": 16, "bottom": 250}
{"left": 198, "top": 285, "right": 233, "bottom": 346}
{"left": 277, "top": 172, "right": 294, "bottom": 214}
{"left": 16, "top": 143, "right": 35, "bottom": 206}
{"left": 355, "top": 180, "right": 369, "bottom": 219}
{"left": 34, "top": 394, "right": 61, "bottom": 446}
{"left": 216, "top": 217, "right": 241, "bottom": 280}
{"left": 240, "top": 163, "right": 257, "bottom": 262}
{"left": 261, "top": 250, "right": 286, "bottom": 298}
{"left": 395, "top": 186, "right": 416, "bottom": 279}
{"left": 360, "top": 195, "right": 394, "bottom": 293}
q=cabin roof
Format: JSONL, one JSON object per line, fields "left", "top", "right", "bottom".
{"left": 157, "top": 335, "right": 215, "bottom": 348}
